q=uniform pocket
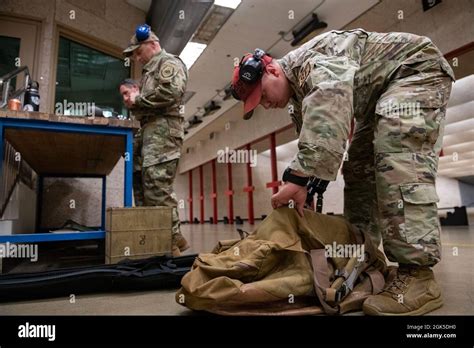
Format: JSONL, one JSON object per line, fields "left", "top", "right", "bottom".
{"left": 166, "top": 117, "right": 184, "bottom": 139}
{"left": 399, "top": 183, "right": 440, "bottom": 244}
{"left": 142, "top": 118, "right": 182, "bottom": 167}
{"left": 375, "top": 83, "right": 450, "bottom": 152}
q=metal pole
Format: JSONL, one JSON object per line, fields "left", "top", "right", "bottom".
{"left": 245, "top": 144, "right": 254, "bottom": 224}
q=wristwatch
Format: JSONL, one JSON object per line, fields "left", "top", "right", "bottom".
{"left": 282, "top": 167, "right": 309, "bottom": 187}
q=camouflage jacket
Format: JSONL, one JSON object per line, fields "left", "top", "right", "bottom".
{"left": 278, "top": 29, "right": 455, "bottom": 181}
{"left": 132, "top": 48, "right": 188, "bottom": 126}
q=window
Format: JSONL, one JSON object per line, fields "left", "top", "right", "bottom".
{"left": 55, "top": 36, "right": 129, "bottom": 117}
{"left": 0, "top": 35, "right": 21, "bottom": 90}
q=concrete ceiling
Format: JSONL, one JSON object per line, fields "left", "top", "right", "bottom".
{"left": 126, "top": 0, "right": 151, "bottom": 12}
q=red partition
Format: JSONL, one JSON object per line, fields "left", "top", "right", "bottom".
{"left": 211, "top": 159, "right": 218, "bottom": 224}
{"left": 225, "top": 162, "right": 234, "bottom": 224}
{"left": 266, "top": 132, "right": 281, "bottom": 194}
{"left": 188, "top": 170, "right": 193, "bottom": 223}
{"left": 199, "top": 165, "right": 204, "bottom": 224}
{"left": 243, "top": 143, "right": 255, "bottom": 224}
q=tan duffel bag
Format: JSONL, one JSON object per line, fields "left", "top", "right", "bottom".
{"left": 176, "top": 207, "right": 387, "bottom": 315}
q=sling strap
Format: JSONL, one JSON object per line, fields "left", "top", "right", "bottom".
{"left": 309, "top": 242, "right": 385, "bottom": 315}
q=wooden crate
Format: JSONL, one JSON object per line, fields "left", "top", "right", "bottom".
{"left": 105, "top": 207, "right": 172, "bottom": 264}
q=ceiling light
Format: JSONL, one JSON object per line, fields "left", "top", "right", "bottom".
{"left": 179, "top": 42, "right": 207, "bottom": 69}
{"left": 214, "top": 0, "right": 241, "bottom": 9}
{"left": 193, "top": 4, "right": 234, "bottom": 45}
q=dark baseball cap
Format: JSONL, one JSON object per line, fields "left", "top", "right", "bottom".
{"left": 231, "top": 53, "right": 273, "bottom": 120}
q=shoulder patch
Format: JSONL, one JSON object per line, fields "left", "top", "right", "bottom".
{"left": 298, "top": 62, "right": 312, "bottom": 88}
{"left": 159, "top": 61, "right": 178, "bottom": 80}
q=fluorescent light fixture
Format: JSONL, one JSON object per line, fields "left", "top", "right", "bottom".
{"left": 214, "top": 0, "right": 241, "bottom": 9}
{"left": 179, "top": 42, "right": 207, "bottom": 69}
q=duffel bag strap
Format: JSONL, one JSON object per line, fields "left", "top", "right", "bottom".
{"left": 309, "top": 249, "right": 339, "bottom": 315}
{"left": 364, "top": 268, "right": 385, "bottom": 294}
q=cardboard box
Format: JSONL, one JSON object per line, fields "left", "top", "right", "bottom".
{"left": 105, "top": 207, "right": 172, "bottom": 264}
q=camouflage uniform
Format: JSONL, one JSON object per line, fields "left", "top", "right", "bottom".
{"left": 132, "top": 49, "right": 188, "bottom": 242}
{"left": 278, "top": 29, "right": 455, "bottom": 267}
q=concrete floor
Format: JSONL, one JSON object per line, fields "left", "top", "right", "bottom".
{"left": 0, "top": 222, "right": 473, "bottom": 315}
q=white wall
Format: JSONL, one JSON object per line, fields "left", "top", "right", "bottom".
{"left": 436, "top": 175, "right": 463, "bottom": 209}
{"left": 0, "top": 182, "right": 37, "bottom": 234}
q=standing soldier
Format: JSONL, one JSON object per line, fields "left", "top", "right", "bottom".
{"left": 231, "top": 29, "right": 455, "bottom": 315}
{"left": 122, "top": 24, "right": 189, "bottom": 256}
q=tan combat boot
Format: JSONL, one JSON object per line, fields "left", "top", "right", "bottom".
{"left": 363, "top": 265, "right": 443, "bottom": 316}
{"left": 175, "top": 234, "right": 190, "bottom": 252}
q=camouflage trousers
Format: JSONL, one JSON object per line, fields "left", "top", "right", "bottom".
{"left": 134, "top": 159, "right": 182, "bottom": 240}
{"left": 342, "top": 64, "right": 453, "bottom": 267}
{"left": 133, "top": 128, "right": 182, "bottom": 242}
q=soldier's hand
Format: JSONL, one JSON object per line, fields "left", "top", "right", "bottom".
{"left": 271, "top": 182, "right": 307, "bottom": 217}
{"left": 129, "top": 90, "right": 139, "bottom": 106}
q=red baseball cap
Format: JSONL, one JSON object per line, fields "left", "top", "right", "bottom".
{"left": 231, "top": 53, "right": 273, "bottom": 120}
